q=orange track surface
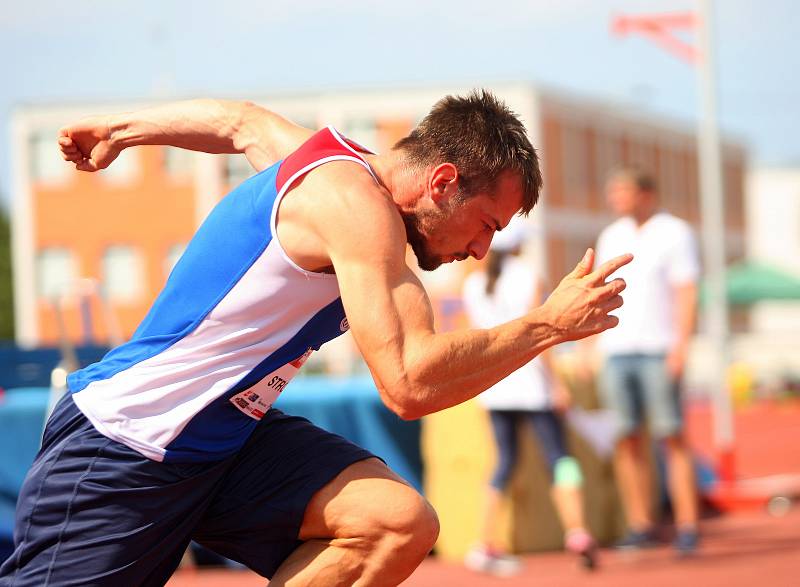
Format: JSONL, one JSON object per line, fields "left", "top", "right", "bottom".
{"left": 167, "top": 507, "right": 800, "bottom": 586}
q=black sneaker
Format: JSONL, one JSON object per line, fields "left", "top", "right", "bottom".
{"left": 614, "top": 529, "right": 658, "bottom": 550}
{"left": 673, "top": 529, "right": 699, "bottom": 556}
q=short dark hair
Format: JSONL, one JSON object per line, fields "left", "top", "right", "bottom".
{"left": 393, "top": 89, "right": 542, "bottom": 215}
{"left": 609, "top": 166, "right": 657, "bottom": 193}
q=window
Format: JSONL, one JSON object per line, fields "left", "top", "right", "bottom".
{"left": 224, "top": 154, "right": 255, "bottom": 187}
{"left": 560, "top": 123, "right": 587, "bottom": 208}
{"left": 629, "top": 137, "right": 657, "bottom": 172}
{"left": 565, "top": 236, "right": 595, "bottom": 273}
{"left": 594, "top": 130, "right": 622, "bottom": 192}
{"left": 659, "top": 146, "right": 681, "bottom": 213}
{"left": 339, "top": 118, "right": 378, "bottom": 153}
{"left": 164, "top": 147, "right": 194, "bottom": 179}
{"left": 221, "top": 115, "right": 315, "bottom": 187}
{"left": 164, "top": 243, "right": 186, "bottom": 278}
{"left": 100, "top": 148, "right": 137, "bottom": 184}
{"left": 36, "top": 248, "right": 77, "bottom": 299}
{"left": 30, "top": 130, "right": 69, "bottom": 184}
{"left": 102, "top": 246, "right": 145, "bottom": 303}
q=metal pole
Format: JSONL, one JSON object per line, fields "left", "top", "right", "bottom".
{"left": 695, "top": 0, "right": 735, "bottom": 481}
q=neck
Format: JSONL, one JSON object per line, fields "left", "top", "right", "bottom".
{"left": 365, "top": 151, "right": 421, "bottom": 211}
{"left": 631, "top": 205, "right": 657, "bottom": 227}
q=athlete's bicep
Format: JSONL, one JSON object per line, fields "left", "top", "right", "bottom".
{"left": 238, "top": 103, "right": 314, "bottom": 171}
{"left": 341, "top": 259, "right": 434, "bottom": 384}
{"left": 314, "top": 184, "right": 435, "bottom": 404}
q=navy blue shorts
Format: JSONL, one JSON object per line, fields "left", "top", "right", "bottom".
{"left": 0, "top": 393, "right": 376, "bottom": 586}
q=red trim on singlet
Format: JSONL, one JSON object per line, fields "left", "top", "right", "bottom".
{"left": 276, "top": 127, "right": 373, "bottom": 191}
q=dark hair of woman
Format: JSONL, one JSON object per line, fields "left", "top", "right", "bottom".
{"left": 485, "top": 250, "right": 509, "bottom": 296}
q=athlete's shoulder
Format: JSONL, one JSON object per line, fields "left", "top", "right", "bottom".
{"left": 306, "top": 160, "right": 402, "bottom": 238}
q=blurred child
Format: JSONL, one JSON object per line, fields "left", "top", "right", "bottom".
{"left": 462, "top": 222, "right": 596, "bottom": 575}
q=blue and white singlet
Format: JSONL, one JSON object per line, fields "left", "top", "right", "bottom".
{"left": 67, "top": 127, "right": 376, "bottom": 463}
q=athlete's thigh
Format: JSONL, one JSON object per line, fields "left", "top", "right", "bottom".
{"left": 297, "top": 456, "right": 425, "bottom": 542}
{"left": 1, "top": 394, "right": 223, "bottom": 587}
{"left": 192, "top": 408, "right": 377, "bottom": 577}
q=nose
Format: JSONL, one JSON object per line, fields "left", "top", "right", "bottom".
{"left": 468, "top": 232, "right": 493, "bottom": 260}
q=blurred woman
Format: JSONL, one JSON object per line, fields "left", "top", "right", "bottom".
{"left": 462, "top": 222, "right": 596, "bottom": 576}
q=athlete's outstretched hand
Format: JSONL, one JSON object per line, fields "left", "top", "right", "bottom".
{"left": 58, "top": 116, "right": 121, "bottom": 172}
{"left": 540, "top": 248, "right": 632, "bottom": 341}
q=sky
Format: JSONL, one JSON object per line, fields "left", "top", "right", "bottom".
{"left": 1, "top": 0, "right": 798, "bottom": 207}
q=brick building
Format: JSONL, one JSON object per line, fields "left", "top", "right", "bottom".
{"left": 9, "top": 83, "right": 747, "bottom": 347}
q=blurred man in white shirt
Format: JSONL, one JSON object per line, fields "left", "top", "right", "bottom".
{"left": 593, "top": 167, "right": 700, "bottom": 554}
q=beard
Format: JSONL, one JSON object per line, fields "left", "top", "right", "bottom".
{"left": 400, "top": 208, "right": 446, "bottom": 272}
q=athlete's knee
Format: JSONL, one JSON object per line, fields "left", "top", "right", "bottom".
{"left": 343, "top": 487, "right": 437, "bottom": 583}
{"left": 379, "top": 488, "right": 439, "bottom": 554}
{"left": 354, "top": 485, "right": 438, "bottom": 568}
{"left": 408, "top": 494, "right": 440, "bottom": 552}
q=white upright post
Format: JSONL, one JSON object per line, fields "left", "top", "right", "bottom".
{"left": 696, "top": 0, "right": 734, "bottom": 480}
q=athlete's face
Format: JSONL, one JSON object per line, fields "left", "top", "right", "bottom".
{"left": 403, "top": 171, "right": 524, "bottom": 271}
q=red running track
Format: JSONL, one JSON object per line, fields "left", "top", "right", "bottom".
{"left": 167, "top": 503, "right": 800, "bottom": 586}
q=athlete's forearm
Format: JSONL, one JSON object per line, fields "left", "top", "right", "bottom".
{"left": 382, "top": 306, "right": 565, "bottom": 419}
{"left": 107, "top": 99, "right": 257, "bottom": 155}
{"left": 104, "top": 99, "right": 311, "bottom": 171}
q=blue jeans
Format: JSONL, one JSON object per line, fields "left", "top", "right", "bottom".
{"left": 488, "top": 410, "right": 568, "bottom": 490}
{"left": 600, "top": 354, "right": 683, "bottom": 440}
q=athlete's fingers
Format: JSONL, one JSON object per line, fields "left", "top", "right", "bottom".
{"left": 567, "top": 248, "right": 595, "bottom": 279}
{"left": 62, "top": 150, "right": 81, "bottom": 162}
{"left": 58, "top": 137, "right": 76, "bottom": 151}
{"left": 58, "top": 136, "right": 84, "bottom": 163}
{"left": 587, "top": 253, "right": 632, "bottom": 284}
{"left": 584, "top": 313, "right": 620, "bottom": 337}
{"left": 595, "top": 278, "right": 626, "bottom": 300}
{"left": 76, "top": 159, "right": 100, "bottom": 172}
{"left": 599, "top": 295, "right": 624, "bottom": 313}
{"left": 60, "top": 145, "right": 81, "bottom": 159}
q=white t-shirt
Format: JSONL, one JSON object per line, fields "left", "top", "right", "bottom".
{"left": 462, "top": 257, "right": 551, "bottom": 411}
{"left": 595, "top": 211, "right": 700, "bottom": 356}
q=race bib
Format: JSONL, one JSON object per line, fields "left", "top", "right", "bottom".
{"left": 229, "top": 347, "right": 313, "bottom": 420}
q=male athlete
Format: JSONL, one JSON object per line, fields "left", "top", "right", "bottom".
{"left": 1, "top": 91, "right": 630, "bottom": 586}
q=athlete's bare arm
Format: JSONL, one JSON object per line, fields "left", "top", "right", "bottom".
{"left": 304, "top": 164, "right": 631, "bottom": 420}
{"left": 58, "top": 99, "right": 312, "bottom": 173}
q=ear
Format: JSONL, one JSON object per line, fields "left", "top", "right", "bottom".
{"left": 428, "top": 163, "right": 459, "bottom": 207}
